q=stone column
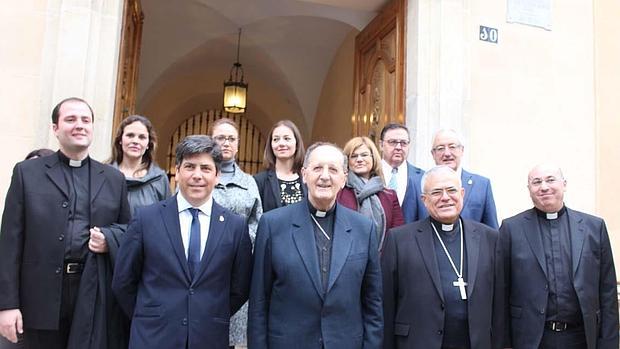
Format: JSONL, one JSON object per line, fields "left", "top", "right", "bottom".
{"left": 0, "top": 0, "right": 124, "bottom": 213}
{"left": 405, "top": 0, "right": 469, "bottom": 170}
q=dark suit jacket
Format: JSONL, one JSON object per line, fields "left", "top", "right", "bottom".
{"left": 0, "top": 153, "right": 130, "bottom": 330}
{"left": 500, "top": 208, "right": 619, "bottom": 349}
{"left": 112, "top": 196, "right": 252, "bottom": 349}
{"left": 401, "top": 162, "right": 426, "bottom": 224}
{"left": 254, "top": 169, "right": 306, "bottom": 213}
{"left": 460, "top": 169, "right": 498, "bottom": 229}
{"left": 382, "top": 217, "right": 504, "bottom": 349}
{"left": 248, "top": 201, "right": 383, "bottom": 349}
{"left": 337, "top": 186, "right": 405, "bottom": 248}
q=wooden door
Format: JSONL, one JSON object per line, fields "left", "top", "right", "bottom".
{"left": 112, "top": 0, "right": 144, "bottom": 131}
{"left": 352, "top": 0, "right": 406, "bottom": 143}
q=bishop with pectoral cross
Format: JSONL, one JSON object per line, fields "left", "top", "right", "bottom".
{"left": 381, "top": 165, "right": 504, "bottom": 349}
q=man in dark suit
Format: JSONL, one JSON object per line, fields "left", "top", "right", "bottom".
{"left": 112, "top": 135, "right": 252, "bottom": 349}
{"left": 431, "top": 129, "right": 498, "bottom": 228}
{"left": 380, "top": 123, "right": 426, "bottom": 224}
{"left": 500, "top": 164, "right": 618, "bottom": 349}
{"left": 248, "top": 142, "right": 383, "bottom": 349}
{"left": 382, "top": 165, "right": 503, "bottom": 349}
{"left": 0, "top": 97, "right": 130, "bottom": 348}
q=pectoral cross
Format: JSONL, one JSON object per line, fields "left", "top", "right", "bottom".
{"left": 453, "top": 277, "right": 468, "bottom": 300}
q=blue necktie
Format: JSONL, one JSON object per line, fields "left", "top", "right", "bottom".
{"left": 187, "top": 208, "right": 201, "bottom": 279}
{"left": 388, "top": 167, "right": 398, "bottom": 190}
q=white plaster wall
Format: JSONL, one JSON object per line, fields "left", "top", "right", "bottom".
{"left": 594, "top": 0, "right": 620, "bottom": 269}
{"left": 0, "top": 0, "right": 124, "bottom": 216}
{"left": 407, "top": 0, "right": 597, "bottom": 223}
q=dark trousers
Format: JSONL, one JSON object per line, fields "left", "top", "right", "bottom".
{"left": 539, "top": 326, "right": 587, "bottom": 349}
{"left": 23, "top": 273, "right": 81, "bottom": 349}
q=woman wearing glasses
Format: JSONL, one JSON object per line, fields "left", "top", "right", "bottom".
{"left": 253, "top": 120, "right": 305, "bottom": 213}
{"left": 210, "top": 118, "right": 262, "bottom": 349}
{"left": 337, "top": 136, "right": 404, "bottom": 250}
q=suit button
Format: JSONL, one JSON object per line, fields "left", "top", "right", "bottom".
{"left": 437, "top": 329, "right": 443, "bottom": 335}
{"left": 182, "top": 318, "right": 188, "bottom": 326}
{"left": 55, "top": 267, "right": 62, "bottom": 274}
{"left": 319, "top": 338, "right": 323, "bottom": 344}
{"left": 62, "top": 201, "right": 69, "bottom": 208}
{"left": 544, "top": 284, "right": 548, "bottom": 290}
{"left": 440, "top": 303, "right": 445, "bottom": 310}
{"left": 539, "top": 309, "right": 545, "bottom": 315}
{"left": 58, "top": 234, "right": 64, "bottom": 241}
{"left": 189, "top": 288, "right": 194, "bottom": 295}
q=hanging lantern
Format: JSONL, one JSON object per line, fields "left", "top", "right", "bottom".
{"left": 223, "top": 29, "right": 248, "bottom": 113}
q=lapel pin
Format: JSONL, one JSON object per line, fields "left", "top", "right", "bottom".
{"left": 219, "top": 215, "right": 224, "bottom": 222}
{"left": 468, "top": 179, "right": 473, "bottom": 185}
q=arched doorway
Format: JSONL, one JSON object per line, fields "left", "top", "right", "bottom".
{"left": 165, "top": 110, "right": 266, "bottom": 190}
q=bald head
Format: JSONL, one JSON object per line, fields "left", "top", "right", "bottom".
{"left": 527, "top": 163, "right": 566, "bottom": 213}
{"left": 421, "top": 165, "right": 465, "bottom": 224}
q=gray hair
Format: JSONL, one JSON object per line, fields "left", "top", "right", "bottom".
{"left": 303, "top": 142, "right": 347, "bottom": 170}
{"left": 175, "top": 135, "right": 223, "bottom": 172}
{"left": 431, "top": 128, "right": 465, "bottom": 149}
{"left": 420, "top": 165, "right": 462, "bottom": 193}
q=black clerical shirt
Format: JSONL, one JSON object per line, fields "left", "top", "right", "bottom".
{"left": 58, "top": 151, "right": 91, "bottom": 260}
{"left": 308, "top": 200, "right": 335, "bottom": 294}
{"left": 536, "top": 206, "right": 582, "bottom": 325}
{"left": 431, "top": 218, "right": 470, "bottom": 349}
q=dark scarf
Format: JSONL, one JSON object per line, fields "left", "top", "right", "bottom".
{"left": 346, "top": 172, "right": 387, "bottom": 247}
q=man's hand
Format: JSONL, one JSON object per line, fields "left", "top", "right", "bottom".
{"left": 0, "top": 309, "right": 23, "bottom": 343}
{"left": 89, "top": 227, "right": 108, "bottom": 253}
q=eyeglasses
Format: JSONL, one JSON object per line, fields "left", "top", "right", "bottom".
{"left": 384, "top": 139, "right": 410, "bottom": 147}
{"left": 350, "top": 152, "right": 372, "bottom": 160}
{"left": 213, "top": 135, "right": 238, "bottom": 144}
{"left": 425, "top": 187, "right": 460, "bottom": 198}
{"left": 529, "top": 177, "right": 560, "bottom": 188}
{"left": 432, "top": 144, "right": 462, "bottom": 154}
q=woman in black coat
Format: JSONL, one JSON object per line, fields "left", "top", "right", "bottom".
{"left": 254, "top": 120, "right": 306, "bottom": 212}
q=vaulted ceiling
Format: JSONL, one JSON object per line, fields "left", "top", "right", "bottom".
{"left": 137, "top": 0, "right": 387, "bottom": 138}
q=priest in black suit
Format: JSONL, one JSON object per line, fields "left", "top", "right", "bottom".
{"left": 382, "top": 165, "right": 503, "bottom": 349}
{"left": 0, "top": 98, "right": 130, "bottom": 349}
{"left": 500, "top": 164, "right": 618, "bottom": 349}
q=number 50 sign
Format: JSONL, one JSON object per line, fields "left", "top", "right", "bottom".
{"left": 479, "top": 26, "right": 498, "bottom": 44}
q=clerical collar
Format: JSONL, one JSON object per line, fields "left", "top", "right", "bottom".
{"left": 57, "top": 151, "right": 89, "bottom": 168}
{"left": 430, "top": 217, "right": 458, "bottom": 232}
{"left": 307, "top": 199, "right": 336, "bottom": 218}
{"left": 535, "top": 206, "right": 566, "bottom": 220}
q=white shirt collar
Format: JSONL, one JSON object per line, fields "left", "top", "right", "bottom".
{"left": 381, "top": 159, "right": 408, "bottom": 174}
{"left": 455, "top": 166, "right": 462, "bottom": 179}
{"left": 176, "top": 192, "right": 213, "bottom": 216}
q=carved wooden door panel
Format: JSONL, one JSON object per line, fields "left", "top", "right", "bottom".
{"left": 113, "top": 0, "right": 144, "bottom": 131}
{"left": 352, "top": 0, "right": 405, "bottom": 143}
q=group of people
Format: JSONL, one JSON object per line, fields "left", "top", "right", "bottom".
{"left": 0, "top": 96, "right": 617, "bottom": 349}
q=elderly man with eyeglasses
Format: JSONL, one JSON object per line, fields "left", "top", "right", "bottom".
{"left": 382, "top": 165, "right": 504, "bottom": 349}
{"left": 499, "top": 164, "right": 618, "bottom": 349}
{"left": 379, "top": 123, "right": 426, "bottom": 224}
{"left": 430, "top": 129, "right": 499, "bottom": 229}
